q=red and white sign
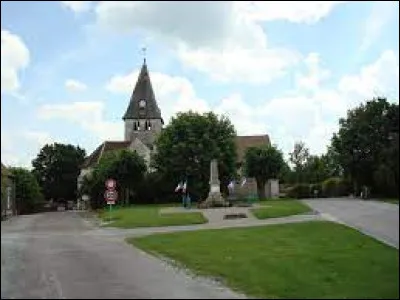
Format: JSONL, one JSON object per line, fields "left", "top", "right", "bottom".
{"left": 105, "top": 190, "right": 118, "bottom": 205}
{"left": 105, "top": 179, "right": 116, "bottom": 190}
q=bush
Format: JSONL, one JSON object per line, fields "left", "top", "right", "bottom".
{"left": 286, "top": 184, "right": 313, "bottom": 199}
{"left": 321, "top": 177, "right": 350, "bottom": 197}
{"left": 136, "top": 172, "right": 178, "bottom": 204}
{"left": 10, "top": 167, "right": 44, "bottom": 214}
{"left": 309, "top": 183, "right": 323, "bottom": 198}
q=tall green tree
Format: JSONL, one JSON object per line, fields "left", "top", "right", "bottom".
{"left": 82, "top": 149, "right": 147, "bottom": 209}
{"left": 32, "top": 143, "right": 86, "bottom": 203}
{"left": 152, "top": 111, "right": 237, "bottom": 201}
{"left": 331, "top": 97, "right": 399, "bottom": 196}
{"left": 10, "top": 168, "right": 44, "bottom": 214}
{"left": 289, "top": 141, "right": 310, "bottom": 183}
{"left": 244, "top": 145, "right": 285, "bottom": 199}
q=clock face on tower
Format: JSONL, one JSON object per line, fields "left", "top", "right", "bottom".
{"left": 139, "top": 99, "right": 146, "bottom": 108}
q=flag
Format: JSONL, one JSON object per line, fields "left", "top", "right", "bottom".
{"left": 175, "top": 182, "right": 183, "bottom": 192}
{"left": 227, "top": 181, "right": 235, "bottom": 190}
{"left": 240, "top": 178, "right": 247, "bottom": 187}
{"left": 182, "top": 181, "right": 187, "bottom": 193}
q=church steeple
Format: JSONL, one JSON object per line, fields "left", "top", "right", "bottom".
{"left": 122, "top": 59, "right": 163, "bottom": 122}
{"left": 123, "top": 56, "right": 164, "bottom": 145}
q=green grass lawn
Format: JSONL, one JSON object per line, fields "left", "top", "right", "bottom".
{"left": 251, "top": 200, "right": 312, "bottom": 219}
{"left": 379, "top": 198, "right": 399, "bottom": 204}
{"left": 130, "top": 221, "right": 399, "bottom": 299}
{"left": 98, "top": 205, "right": 207, "bottom": 228}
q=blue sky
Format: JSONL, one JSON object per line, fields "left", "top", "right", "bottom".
{"left": 1, "top": 1, "right": 399, "bottom": 168}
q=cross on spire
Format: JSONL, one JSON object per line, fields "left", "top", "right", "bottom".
{"left": 141, "top": 46, "right": 147, "bottom": 64}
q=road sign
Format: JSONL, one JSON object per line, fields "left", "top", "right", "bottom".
{"left": 104, "top": 190, "right": 118, "bottom": 203}
{"left": 105, "top": 179, "right": 116, "bottom": 190}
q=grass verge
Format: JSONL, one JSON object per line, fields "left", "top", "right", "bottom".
{"left": 98, "top": 205, "right": 207, "bottom": 228}
{"left": 251, "top": 200, "right": 312, "bottom": 219}
{"left": 129, "top": 221, "right": 399, "bottom": 299}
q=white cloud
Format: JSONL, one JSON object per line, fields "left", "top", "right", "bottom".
{"left": 1, "top": 130, "right": 56, "bottom": 169}
{"left": 37, "top": 101, "right": 123, "bottom": 141}
{"left": 360, "top": 1, "right": 397, "bottom": 52}
{"left": 60, "top": 1, "right": 93, "bottom": 13}
{"left": 338, "top": 50, "right": 399, "bottom": 103}
{"left": 236, "top": 1, "right": 345, "bottom": 24}
{"left": 94, "top": 1, "right": 343, "bottom": 84}
{"left": 1, "top": 30, "right": 30, "bottom": 94}
{"left": 106, "top": 69, "right": 210, "bottom": 124}
{"left": 65, "top": 79, "right": 87, "bottom": 92}
{"left": 178, "top": 46, "right": 299, "bottom": 84}
{"left": 214, "top": 93, "right": 267, "bottom": 135}
{"left": 295, "top": 52, "right": 331, "bottom": 91}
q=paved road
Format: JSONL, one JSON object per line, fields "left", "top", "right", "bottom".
{"left": 302, "top": 199, "right": 399, "bottom": 248}
{"left": 1, "top": 212, "right": 247, "bottom": 299}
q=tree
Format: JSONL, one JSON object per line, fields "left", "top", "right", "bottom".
{"left": 10, "top": 168, "right": 44, "bottom": 214}
{"left": 289, "top": 141, "right": 310, "bottom": 183}
{"left": 331, "top": 97, "right": 399, "bottom": 196}
{"left": 32, "top": 143, "right": 86, "bottom": 203}
{"left": 152, "top": 111, "right": 237, "bottom": 201}
{"left": 82, "top": 149, "right": 147, "bottom": 209}
{"left": 244, "top": 145, "right": 285, "bottom": 199}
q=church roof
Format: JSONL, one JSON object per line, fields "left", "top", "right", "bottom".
{"left": 235, "top": 135, "right": 271, "bottom": 162}
{"left": 81, "top": 141, "right": 131, "bottom": 169}
{"left": 123, "top": 60, "right": 163, "bottom": 123}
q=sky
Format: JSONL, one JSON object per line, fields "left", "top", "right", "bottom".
{"left": 1, "top": 1, "right": 399, "bottom": 169}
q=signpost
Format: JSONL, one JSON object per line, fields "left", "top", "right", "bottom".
{"left": 104, "top": 179, "right": 118, "bottom": 222}
{"left": 105, "top": 179, "right": 116, "bottom": 190}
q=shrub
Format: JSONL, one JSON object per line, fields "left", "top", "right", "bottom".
{"left": 322, "top": 177, "right": 350, "bottom": 197}
{"left": 286, "top": 184, "right": 313, "bottom": 199}
{"left": 309, "top": 183, "right": 323, "bottom": 198}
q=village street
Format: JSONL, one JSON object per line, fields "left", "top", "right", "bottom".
{"left": 1, "top": 211, "right": 246, "bottom": 299}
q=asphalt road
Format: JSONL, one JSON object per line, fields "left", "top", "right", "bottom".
{"left": 1, "top": 212, "right": 246, "bottom": 299}
{"left": 302, "top": 199, "right": 399, "bottom": 248}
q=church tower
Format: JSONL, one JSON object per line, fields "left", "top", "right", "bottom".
{"left": 122, "top": 58, "right": 164, "bottom": 149}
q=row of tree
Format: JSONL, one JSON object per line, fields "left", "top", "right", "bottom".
{"left": 281, "top": 97, "right": 398, "bottom": 198}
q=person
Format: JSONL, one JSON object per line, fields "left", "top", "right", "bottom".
{"left": 186, "top": 193, "right": 191, "bottom": 209}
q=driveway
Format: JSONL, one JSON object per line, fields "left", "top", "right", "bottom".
{"left": 302, "top": 199, "right": 399, "bottom": 248}
{"left": 1, "top": 212, "right": 246, "bottom": 299}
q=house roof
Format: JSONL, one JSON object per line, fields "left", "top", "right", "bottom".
{"left": 235, "top": 135, "right": 271, "bottom": 162}
{"left": 123, "top": 60, "right": 163, "bottom": 123}
{"left": 81, "top": 141, "right": 131, "bottom": 169}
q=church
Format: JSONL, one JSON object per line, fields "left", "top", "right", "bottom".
{"left": 78, "top": 58, "right": 275, "bottom": 206}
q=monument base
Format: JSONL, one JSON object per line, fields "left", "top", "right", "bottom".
{"left": 200, "top": 191, "right": 228, "bottom": 208}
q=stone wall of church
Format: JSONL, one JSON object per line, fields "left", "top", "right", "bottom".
{"left": 124, "top": 119, "right": 163, "bottom": 143}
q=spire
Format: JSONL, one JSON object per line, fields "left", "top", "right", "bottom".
{"left": 142, "top": 46, "right": 147, "bottom": 65}
{"left": 122, "top": 55, "right": 163, "bottom": 123}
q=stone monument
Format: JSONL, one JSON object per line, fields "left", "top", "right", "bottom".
{"left": 200, "top": 159, "right": 228, "bottom": 208}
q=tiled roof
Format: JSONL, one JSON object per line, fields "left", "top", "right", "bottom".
{"left": 81, "top": 141, "right": 131, "bottom": 169}
{"left": 123, "top": 60, "right": 163, "bottom": 123}
{"left": 235, "top": 135, "right": 271, "bottom": 162}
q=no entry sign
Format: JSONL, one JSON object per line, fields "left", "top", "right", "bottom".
{"left": 105, "top": 179, "right": 116, "bottom": 190}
